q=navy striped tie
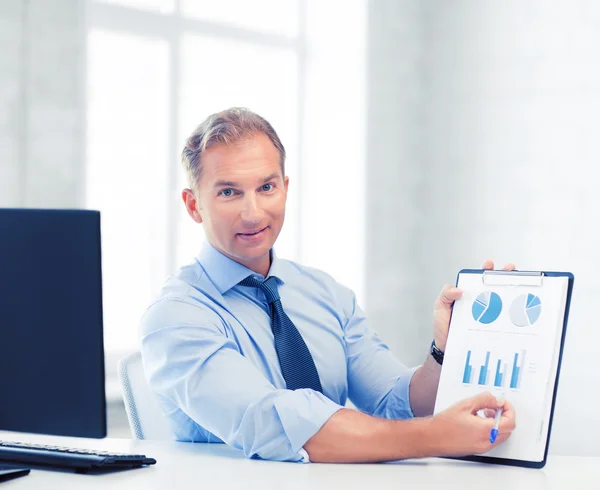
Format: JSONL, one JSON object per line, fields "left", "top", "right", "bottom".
{"left": 239, "top": 276, "right": 323, "bottom": 393}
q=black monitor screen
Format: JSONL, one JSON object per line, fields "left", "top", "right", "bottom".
{"left": 0, "top": 208, "right": 106, "bottom": 438}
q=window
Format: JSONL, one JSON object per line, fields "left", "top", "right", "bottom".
{"left": 95, "top": 0, "right": 174, "bottom": 14}
{"left": 87, "top": 1, "right": 367, "bottom": 364}
{"left": 87, "top": 29, "right": 169, "bottom": 351}
{"left": 87, "top": 1, "right": 303, "bottom": 356}
{"left": 180, "top": 0, "right": 299, "bottom": 37}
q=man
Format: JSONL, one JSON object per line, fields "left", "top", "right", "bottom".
{"left": 140, "top": 107, "right": 516, "bottom": 463}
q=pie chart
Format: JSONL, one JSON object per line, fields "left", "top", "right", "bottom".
{"left": 472, "top": 292, "right": 503, "bottom": 324}
{"left": 510, "top": 294, "right": 542, "bottom": 327}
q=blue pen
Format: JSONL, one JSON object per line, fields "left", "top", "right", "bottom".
{"left": 490, "top": 407, "right": 504, "bottom": 444}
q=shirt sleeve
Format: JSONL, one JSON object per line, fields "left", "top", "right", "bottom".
{"left": 339, "top": 287, "right": 419, "bottom": 419}
{"left": 139, "top": 297, "right": 343, "bottom": 462}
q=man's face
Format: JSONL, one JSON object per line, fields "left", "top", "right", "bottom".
{"left": 184, "top": 132, "right": 288, "bottom": 274}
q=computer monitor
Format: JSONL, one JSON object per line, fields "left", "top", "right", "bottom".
{"left": 0, "top": 208, "right": 106, "bottom": 438}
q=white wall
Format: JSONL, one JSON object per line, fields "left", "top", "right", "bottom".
{"left": 0, "top": 1, "right": 21, "bottom": 205}
{"left": 367, "top": 0, "right": 600, "bottom": 456}
{"left": 0, "top": 0, "right": 84, "bottom": 208}
{"left": 367, "top": 0, "right": 427, "bottom": 368}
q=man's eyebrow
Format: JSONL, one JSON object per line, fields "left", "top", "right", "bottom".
{"left": 214, "top": 180, "right": 237, "bottom": 188}
{"left": 263, "top": 173, "right": 281, "bottom": 183}
{"left": 213, "top": 173, "right": 281, "bottom": 189}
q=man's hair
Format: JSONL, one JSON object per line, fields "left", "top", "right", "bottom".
{"left": 181, "top": 107, "right": 286, "bottom": 189}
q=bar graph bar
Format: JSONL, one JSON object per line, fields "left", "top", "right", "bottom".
{"left": 510, "top": 354, "right": 519, "bottom": 388}
{"left": 510, "top": 350, "right": 526, "bottom": 389}
{"left": 494, "top": 359, "right": 502, "bottom": 387}
{"left": 462, "top": 350, "right": 473, "bottom": 384}
{"left": 478, "top": 352, "right": 491, "bottom": 385}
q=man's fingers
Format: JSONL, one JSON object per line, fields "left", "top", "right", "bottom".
{"left": 482, "top": 260, "right": 517, "bottom": 271}
{"left": 498, "top": 417, "right": 516, "bottom": 433}
{"left": 498, "top": 401, "right": 516, "bottom": 432}
{"left": 482, "top": 259, "right": 494, "bottom": 270}
{"left": 493, "top": 432, "right": 512, "bottom": 445}
{"left": 469, "top": 392, "right": 503, "bottom": 414}
{"left": 482, "top": 408, "right": 497, "bottom": 419}
{"left": 439, "top": 284, "right": 463, "bottom": 305}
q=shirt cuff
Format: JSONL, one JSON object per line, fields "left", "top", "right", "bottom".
{"left": 297, "top": 448, "right": 311, "bottom": 463}
{"left": 273, "top": 389, "right": 343, "bottom": 462}
{"left": 382, "top": 366, "right": 420, "bottom": 420}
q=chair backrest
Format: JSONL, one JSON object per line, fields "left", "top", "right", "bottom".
{"left": 117, "top": 351, "right": 172, "bottom": 440}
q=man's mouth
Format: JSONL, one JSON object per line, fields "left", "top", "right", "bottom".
{"left": 238, "top": 227, "right": 268, "bottom": 237}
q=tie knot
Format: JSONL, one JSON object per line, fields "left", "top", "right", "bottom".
{"left": 239, "top": 275, "right": 280, "bottom": 303}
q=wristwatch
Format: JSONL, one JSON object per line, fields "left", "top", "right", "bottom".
{"left": 430, "top": 340, "right": 444, "bottom": 365}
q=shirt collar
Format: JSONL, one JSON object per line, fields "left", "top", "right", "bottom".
{"left": 197, "top": 241, "right": 289, "bottom": 294}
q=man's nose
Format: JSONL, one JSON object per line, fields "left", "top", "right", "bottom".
{"left": 240, "top": 195, "right": 265, "bottom": 224}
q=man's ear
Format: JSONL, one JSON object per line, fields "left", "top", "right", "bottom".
{"left": 182, "top": 188, "right": 203, "bottom": 224}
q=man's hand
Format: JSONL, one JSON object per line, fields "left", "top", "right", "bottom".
{"left": 433, "top": 259, "right": 516, "bottom": 352}
{"left": 428, "top": 392, "right": 516, "bottom": 456}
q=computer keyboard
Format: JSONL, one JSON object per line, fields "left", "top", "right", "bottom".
{"left": 0, "top": 440, "right": 156, "bottom": 473}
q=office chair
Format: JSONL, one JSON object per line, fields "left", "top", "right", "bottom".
{"left": 118, "top": 351, "right": 172, "bottom": 440}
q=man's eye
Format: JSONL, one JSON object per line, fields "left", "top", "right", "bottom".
{"left": 262, "top": 184, "right": 273, "bottom": 191}
{"left": 221, "top": 189, "right": 234, "bottom": 197}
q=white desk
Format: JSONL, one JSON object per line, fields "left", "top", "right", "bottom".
{"left": 0, "top": 431, "right": 598, "bottom": 489}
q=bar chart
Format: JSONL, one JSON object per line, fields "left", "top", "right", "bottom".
{"left": 462, "top": 349, "right": 527, "bottom": 389}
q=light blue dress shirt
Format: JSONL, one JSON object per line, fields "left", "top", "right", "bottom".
{"left": 140, "top": 242, "right": 417, "bottom": 462}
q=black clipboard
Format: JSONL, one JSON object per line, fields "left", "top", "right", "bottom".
{"left": 443, "top": 269, "right": 574, "bottom": 469}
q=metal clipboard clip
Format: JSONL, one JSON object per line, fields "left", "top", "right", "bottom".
{"left": 482, "top": 270, "right": 544, "bottom": 287}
